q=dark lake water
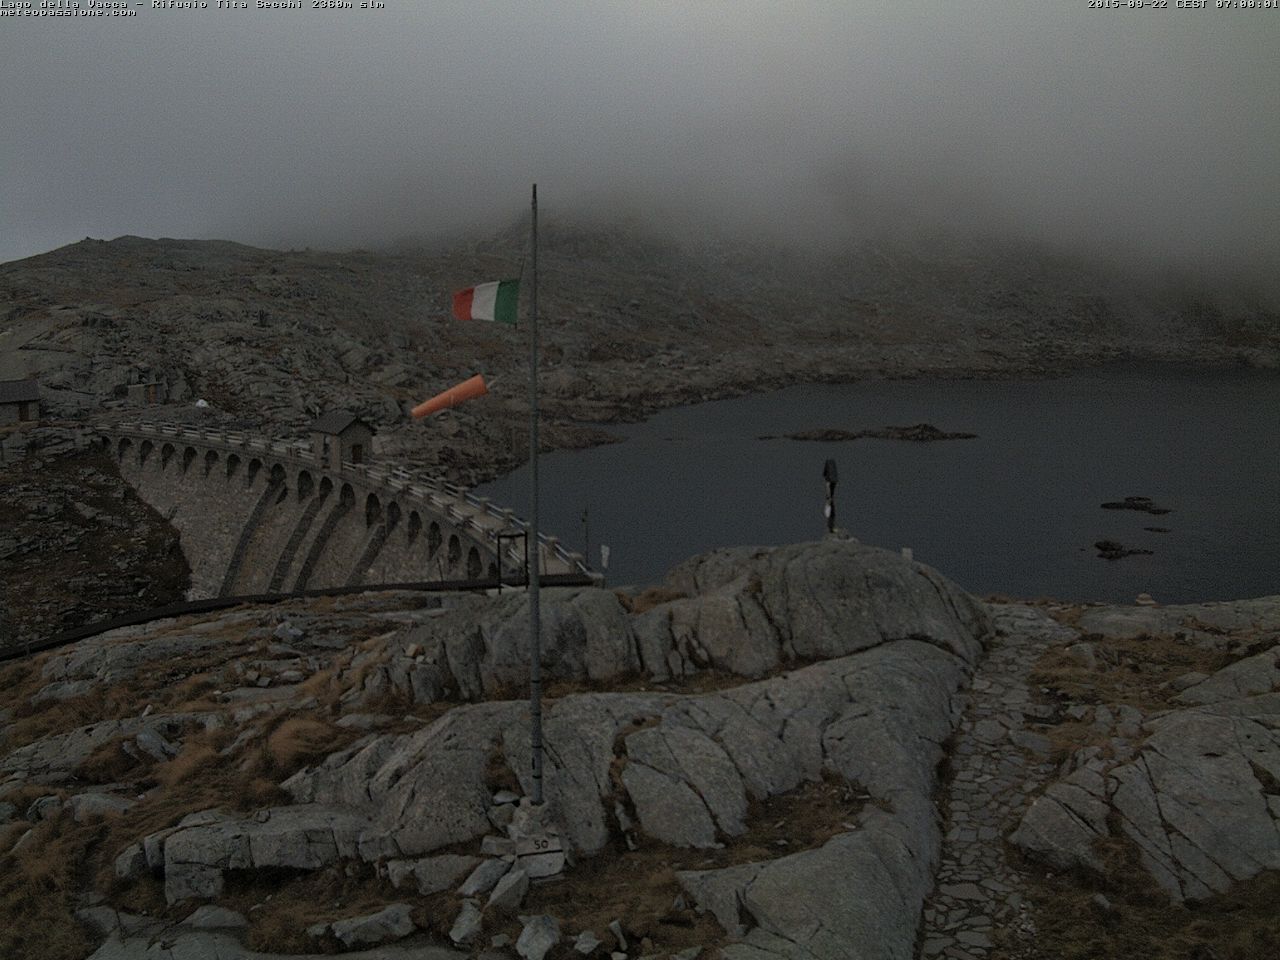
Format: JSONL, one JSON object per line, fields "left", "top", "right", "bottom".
{"left": 477, "top": 366, "right": 1280, "bottom": 603}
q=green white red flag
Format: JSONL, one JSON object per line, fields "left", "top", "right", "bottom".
{"left": 453, "top": 279, "right": 519, "bottom": 325}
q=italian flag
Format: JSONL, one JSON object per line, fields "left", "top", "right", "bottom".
{"left": 453, "top": 279, "right": 519, "bottom": 325}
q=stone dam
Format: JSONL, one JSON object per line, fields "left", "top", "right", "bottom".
{"left": 100, "top": 421, "right": 590, "bottom": 600}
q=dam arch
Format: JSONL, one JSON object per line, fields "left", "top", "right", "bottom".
{"left": 98, "top": 421, "right": 589, "bottom": 599}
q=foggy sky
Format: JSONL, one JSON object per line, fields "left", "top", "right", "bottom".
{"left": 1, "top": 2, "right": 1276, "bottom": 282}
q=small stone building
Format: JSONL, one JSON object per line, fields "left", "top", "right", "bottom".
{"left": 0, "top": 379, "right": 40, "bottom": 426}
{"left": 310, "top": 411, "right": 374, "bottom": 471}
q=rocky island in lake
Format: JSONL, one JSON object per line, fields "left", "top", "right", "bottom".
{"left": 760, "top": 423, "right": 978, "bottom": 442}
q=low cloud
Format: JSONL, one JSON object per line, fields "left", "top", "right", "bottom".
{"left": 1, "top": 3, "right": 1275, "bottom": 289}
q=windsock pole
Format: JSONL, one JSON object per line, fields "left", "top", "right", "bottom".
{"left": 528, "top": 183, "right": 544, "bottom": 806}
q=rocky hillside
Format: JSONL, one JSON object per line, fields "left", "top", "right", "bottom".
{"left": 2, "top": 227, "right": 1276, "bottom": 485}
{"left": 0, "top": 443, "right": 190, "bottom": 655}
{"left": 0, "top": 539, "right": 1276, "bottom": 960}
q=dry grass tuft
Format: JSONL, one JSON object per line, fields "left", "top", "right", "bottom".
{"left": 168, "top": 671, "right": 218, "bottom": 705}
{"left": 485, "top": 740, "right": 522, "bottom": 795}
{"left": 262, "top": 718, "right": 342, "bottom": 776}
{"left": 78, "top": 735, "right": 145, "bottom": 784}
{"left": 1004, "top": 835, "right": 1280, "bottom": 960}
{"left": 153, "top": 740, "right": 222, "bottom": 789}
{"left": 6, "top": 686, "right": 112, "bottom": 751}
{"left": 218, "top": 863, "right": 404, "bottom": 954}
{"left": 298, "top": 665, "right": 343, "bottom": 707}
{"left": 0, "top": 816, "right": 97, "bottom": 960}
{"left": 1029, "top": 633, "right": 1236, "bottom": 714}
{"left": 515, "top": 770, "right": 864, "bottom": 953}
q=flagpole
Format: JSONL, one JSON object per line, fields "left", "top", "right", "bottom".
{"left": 527, "top": 183, "right": 544, "bottom": 806}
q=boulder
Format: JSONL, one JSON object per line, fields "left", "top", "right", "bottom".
{"left": 620, "top": 762, "right": 718, "bottom": 848}
{"left": 69, "top": 793, "right": 135, "bottom": 823}
{"left": 661, "top": 540, "right": 988, "bottom": 666}
{"left": 384, "top": 853, "right": 479, "bottom": 895}
{"left": 486, "top": 867, "right": 529, "bottom": 914}
{"left": 574, "top": 930, "right": 603, "bottom": 955}
{"left": 1009, "top": 770, "right": 1112, "bottom": 873}
{"left": 449, "top": 899, "right": 483, "bottom": 946}
{"left": 27, "top": 795, "right": 62, "bottom": 821}
{"left": 1075, "top": 596, "right": 1280, "bottom": 646}
{"left": 1014, "top": 659, "right": 1280, "bottom": 902}
{"left": 392, "top": 587, "right": 639, "bottom": 702}
{"left": 181, "top": 905, "right": 248, "bottom": 930}
{"left": 40, "top": 627, "right": 232, "bottom": 688}
{"left": 624, "top": 724, "right": 748, "bottom": 836}
{"left": 1173, "top": 643, "right": 1280, "bottom": 705}
{"left": 458, "top": 858, "right": 510, "bottom": 897}
{"left": 1, "top": 713, "right": 217, "bottom": 787}
{"left": 676, "top": 863, "right": 762, "bottom": 938}
{"left": 85, "top": 928, "right": 467, "bottom": 959}
{"left": 330, "top": 903, "right": 415, "bottom": 948}
{"left": 516, "top": 915, "right": 561, "bottom": 960}
{"left": 160, "top": 804, "right": 370, "bottom": 903}
{"left": 1113, "top": 706, "right": 1280, "bottom": 900}
{"left": 114, "top": 843, "right": 148, "bottom": 881}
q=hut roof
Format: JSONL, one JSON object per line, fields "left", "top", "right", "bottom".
{"left": 0, "top": 379, "right": 39, "bottom": 404}
{"left": 310, "top": 410, "right": 372, "bottom": 436}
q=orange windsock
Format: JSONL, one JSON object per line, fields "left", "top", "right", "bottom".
{"left": 411, "top": 374, "right": 489, "bottom": 419}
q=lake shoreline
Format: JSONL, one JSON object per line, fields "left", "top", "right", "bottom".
{"left": 496, "top": 355, "right": 1277, "bottom": 492}
{"left": 478, "top": 365, "right": 1280, "bottom": 602}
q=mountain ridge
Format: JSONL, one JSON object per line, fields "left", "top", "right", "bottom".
{"left": 2, "top": 226, "right": 1276, "bottom": 485}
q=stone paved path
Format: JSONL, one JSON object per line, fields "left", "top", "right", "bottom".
{"left": 916, "top": 604, "right": 1079, "bottom": 960}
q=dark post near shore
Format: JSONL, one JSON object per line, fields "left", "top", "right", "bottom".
{"left": 824, "top": 459, "right": 838, "bottom": 534}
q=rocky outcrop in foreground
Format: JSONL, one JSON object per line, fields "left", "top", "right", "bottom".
{"left": 4, "top": 540, "right": 1277, "bottom": 960}
{"left": 1010, "top": 598, "right": 1280, "bottom": 904}
{"left": 0, "top": 539, "right": 989, "bottom": 960}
